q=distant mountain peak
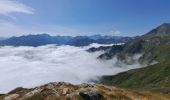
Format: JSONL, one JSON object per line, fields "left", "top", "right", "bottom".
{"left": 161, "top": 23, "right": 170, "bottom": 26}
{"left": 157, "top": 23, "right": 170, "bottom": 30}
{"left": 0, "top": 34, "right": 132, "bottom": 46}
{"left": 146, "top": 23, "right": 170, "bottom": 36}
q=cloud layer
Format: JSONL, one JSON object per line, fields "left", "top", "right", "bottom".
{"left": 0, "top": 0, "right": 34, "bottom": 15}
{"left": 0, "top": 45, "right": 142, "bottom": 93}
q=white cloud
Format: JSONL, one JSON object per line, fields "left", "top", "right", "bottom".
{"left": 0, "top": 0, "right": 34, "bottom": 15}
{"left": 109, "top": 30, "right": 121, "bottom": 36}
{"left": 0, "top": 45, "right": 144, "bottom": 93}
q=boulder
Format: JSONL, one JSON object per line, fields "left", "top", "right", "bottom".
{"left": 79, "top": 91, "right": 104, "bottom": 100}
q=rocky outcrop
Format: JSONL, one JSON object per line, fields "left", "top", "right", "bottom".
{"left": 3, "top": 94, "right": 19, "bottom": 100}
{"left": 0, "top": 82, "right": 168, "bottom": 100}
{"left": 79, "top": 91, "right": 104, "bottom": 100}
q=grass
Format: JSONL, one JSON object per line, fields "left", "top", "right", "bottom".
{"left": 24, "top": 93, "right": 45, "bottom": 100}
{"left": 101, "top": 60, "right": 170, "bottom": 89}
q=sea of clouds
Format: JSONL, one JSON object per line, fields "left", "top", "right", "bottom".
{"left": 0, "top": 44, "right": 143, "bottom": 93}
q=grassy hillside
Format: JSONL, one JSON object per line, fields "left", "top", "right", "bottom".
{"left": 99, "top": 24, "right": 170, "bottom": 97}
{"left": 100, "top": 60, "right": 170, "bottom": 89}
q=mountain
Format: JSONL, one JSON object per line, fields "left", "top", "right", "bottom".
{"left": 1, "top": 24, "right": 170, "bottom": 99}
{"left": 0, "top": 37, "right": 6, "bottom": 41}
{"left": 97, "top": 23, "right": 170, "bottom": 95}
{"left": 0, "top": 34, "right": 73, "bottom": 46}
{"left": 144, "top": 23, "right": 170, "bottom": 37}
{"left": 66, "top": 36, "right": 95, "bottom": 46}
{"left": 0, "top": 34, "right": 132, "bottom": 46}
{"left": 92, "top": 23, "right": 170, "bottom": 64}
{"left": 0, "top": 82, "right": 168, "bottom": 100}
{"left": 67, "top": 35, "right": 132, "bottom": 46}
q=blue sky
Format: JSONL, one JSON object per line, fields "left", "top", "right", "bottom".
{"left": 0, "top": 0, "right": 170, "bottom": 37}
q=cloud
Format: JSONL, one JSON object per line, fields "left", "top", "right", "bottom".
{"left": 0, "top": 0, "right": 34, "bottom": 16}
{"left": 109, "top": 30, "right": 121, "bottom": 36}
{"left": 0, "top": 45, "right": 144, "bottom": 93}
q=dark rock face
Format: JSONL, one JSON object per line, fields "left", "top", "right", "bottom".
{"left": 87, "top": 46, "right": 112, "bottom": 52}
{"left": 79, "top": 92, "right": 104, "bottom": 100}
{"left": 97, "top": 45, "right": 124, "bottom": 59}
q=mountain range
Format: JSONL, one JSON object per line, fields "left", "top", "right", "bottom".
{"left": 1, "top": 23, "right": 170, "bottom": 100}
{"left": 0, "top": 34, "right": 132, "bottom": 47}
{"left": 88, "top": 23, "right": 170, "bottom": 97}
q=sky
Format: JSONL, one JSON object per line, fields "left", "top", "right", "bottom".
{"left": 0, "top": 0, "right": 170, "bottom": 37}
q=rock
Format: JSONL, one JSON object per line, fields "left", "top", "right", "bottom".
{"left": 46, "top": 83, "right": 55, "bottom": 90}
{"left": 1, "top": 82, "right": 168, "bottom": 100}
{"left": 24, "top": 88, "right": 42, "bottom": 98}
{"left": 79, "top": 91, "right": 104, "bottom": 100}
{"left": 8, "top": 87, "right": 25, "bottom": 94}
{"left": 3, "top": 94, "right": 19, "bottom": 100}
{"left": 63, "top": 88, "right": 69, "bottom": 95}
{"left": 57, "top": 82, "right": 71, "bottom": 86}
{"left": 80, "top": 83, "right": 94, "bottom": 88}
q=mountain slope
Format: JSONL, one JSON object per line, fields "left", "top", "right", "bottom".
{"left": 99, "top": 23, "right": 170, "bottom": 95}
{"left": 100, "top": 60, "right": 170, "bottom": 89}
{"left": 0, "top": 82, "right": 168, "bottom": 100}
{"left": 144, "top": 23, "right": 170, "bottom": 37}
{"left": 97, "top": 23, "right": 170, "bottom": 64}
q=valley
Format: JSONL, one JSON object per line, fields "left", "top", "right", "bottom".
{"left": 1, "top": 23, "right": 170, "bottom": 99}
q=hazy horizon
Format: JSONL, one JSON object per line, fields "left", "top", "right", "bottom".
{"left": 0, "top": 33, "right": 135, "bottom": 38}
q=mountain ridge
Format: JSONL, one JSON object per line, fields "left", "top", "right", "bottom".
{"left": 98, "top": 23, "right": 170, "bottom": 95}
{"left": 0, "top": 34, "right": 132, "bottom": 47}
{"left": 1, "top": 23, "right": 170, "bottom": 99}
{"left": 0, "top": 82, "right": 168, "bottom": 100}
{"left": 92, "top": 23, "right": 170, "bottom": 64}
{"left": 144, "top": 23, "right": 170, "bottom": 37}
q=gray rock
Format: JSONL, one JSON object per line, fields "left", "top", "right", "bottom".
{"left": 24, "top": 88, "right": 42, "bottom": 98}
{"left": 79, "top": 91, "right": 104, "bottom": 100}
{"left": 3, "top": 94, "right": 19, "bottom": 100}
{"left": 62, "top": 88, "right": 69, "bottom": 95}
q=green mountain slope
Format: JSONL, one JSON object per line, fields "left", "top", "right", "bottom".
{"left": 100, "top": 60, "right": 170, "bottom": 89}
{"left": 99, "top": 23, "right": 170, "bottom": 94}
